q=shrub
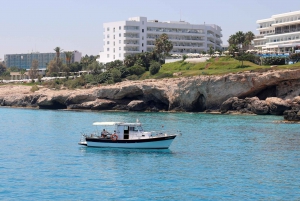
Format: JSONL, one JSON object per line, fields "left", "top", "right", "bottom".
{"left": 110, "top": 69, "right": 122, "bottom": 83}
{"left": 126, "top": 75, "right": 139, "bottom": 80}
{"left": 30, "top": 85, "right": 39, "bottom": 92}
{"left": 182, "top": 54, "right": 188, "bottom": 61}
{"left": 149, "top": 62, "right": 160, "bottom": 75}
{"left": 128, "top": 65, "right": 146, "bottom": 76}
{"left": 155, "top": 73, "right": 173, "bottom": 79}
{"left": 262, "top": 57, "right": 285, "bottom": 65}
{"left": 289, "top": 53, "right": 300, "bottom": 63}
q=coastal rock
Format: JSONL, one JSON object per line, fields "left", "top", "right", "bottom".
{"left": 2, "top": 69, "right": 300, "bottom": 114}
{"left": 251, "top": 100, "right": 269, "bottom": 115}
{"left": 91, "top": 99, "right": 116, "bottom": 110}
{"left": 37, "top": 94, "right": 69, "bottom": 109}
{"left": 266, "top": 97, "right": 290, "bottom": 115}
{"left": 68, "top": 99, "right": 116, "bottom": 110}
{"left": 65, "top": 94, "right": 97, "bottom": 105}
{"left": 220, "top": 97, "right": 238, "bottom": 113}
{"left": 283, "top": 110, "right": 300, "bottom": 121}
{"left": 127, "top": 100, "right": 146, "bottom": 111}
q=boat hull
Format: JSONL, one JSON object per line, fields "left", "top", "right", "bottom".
{"left": 85, "top": 136, "right": 176, "bottom": 149}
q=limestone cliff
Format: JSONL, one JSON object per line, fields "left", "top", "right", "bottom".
{"left": 1, "top": 69, "right": 300, "bottom": 114}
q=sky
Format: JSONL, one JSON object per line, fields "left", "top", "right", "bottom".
{"left": 0, "top": 0, "right": 299, "bottom": 60}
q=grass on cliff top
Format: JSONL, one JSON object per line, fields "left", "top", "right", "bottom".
{"left": 143, "top": 57, "right": 300, "bottom": 78}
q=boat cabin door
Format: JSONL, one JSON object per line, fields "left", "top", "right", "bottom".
{"left": 123, "top": 126, "right": 129, "bottom": 139}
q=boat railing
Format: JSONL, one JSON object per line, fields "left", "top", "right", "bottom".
{"left": 150, "top": 130, "right": 181, "bottom": 137}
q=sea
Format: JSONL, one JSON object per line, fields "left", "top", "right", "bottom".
{"left": 0, "top": 107, "right": 300, "bottom": 201}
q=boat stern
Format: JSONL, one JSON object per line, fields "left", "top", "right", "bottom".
{"left": 78, "top": 135, "right": 87, "bottom": 146}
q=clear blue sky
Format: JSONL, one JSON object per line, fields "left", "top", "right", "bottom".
{"left": 0, "top": 0, "right": 299, "bottom": 60}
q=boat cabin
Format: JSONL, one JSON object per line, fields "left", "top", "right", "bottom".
{"left": 92, "top": 122, "right": 151, "bottom": 140}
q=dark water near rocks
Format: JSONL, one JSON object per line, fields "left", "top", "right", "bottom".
{"left": 1, "top": 107, "right": 300, "bottom": 200}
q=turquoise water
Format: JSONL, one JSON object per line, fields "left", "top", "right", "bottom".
{"left": 0, "top": 107, "right": 300, "bottom": 200}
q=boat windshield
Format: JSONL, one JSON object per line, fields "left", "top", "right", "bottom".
{"left": 130, "top": 126, "right": 143, "bottom": 132}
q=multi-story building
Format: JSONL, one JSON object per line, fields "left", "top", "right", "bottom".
{"left": 98, "top": 17, "right": 222, "bottom": 63}
{"left": 4, "top": 50, "right": 82, "bottom": 69}
{"left": 254, "top": 11, "right": 300, "bottom": 53}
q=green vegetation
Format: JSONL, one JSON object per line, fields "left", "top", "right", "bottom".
{"left": 155, "top": 57, "right": 300, "bottom": 76}
{"left": 30, "top": 85, "right": 39, "bottom": 92}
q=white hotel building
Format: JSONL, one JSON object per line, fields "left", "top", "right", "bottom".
{"left": 98, "top": 17, "right": 222, "bottom": 63}
{"left": 254, "top": 11, "right": 300, "bottom": 53}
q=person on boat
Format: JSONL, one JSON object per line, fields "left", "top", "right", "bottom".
{"left": 101, "top": 129, "right": 107, "bottom": 138}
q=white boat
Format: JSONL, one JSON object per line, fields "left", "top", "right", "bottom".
{"left": 78, "top": 121, "right": 179, "bottom": 149}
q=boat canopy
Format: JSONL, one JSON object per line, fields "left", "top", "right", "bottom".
{"left": 92, "top": 122, "right": 142, "bottom": 126}
{"left": 93, "top": 122, "right": 121, "bottom": 126}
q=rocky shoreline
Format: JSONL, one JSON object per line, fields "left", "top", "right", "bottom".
{"left": 1, "top": 68, "right": 300, "bottom": 121}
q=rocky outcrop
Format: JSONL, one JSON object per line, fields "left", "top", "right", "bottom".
{"left": 68, "top": 99, "right": 116, "bottom": 110}
{"left": 128, "top": 100, "right": 146, "bottom": 111}
{"left": 266, "top": 97, "right": 291, "bottom": 115}
{"left": 1, "top": 69, "right": 300, "bottom": 118}
{"left": 220, "top": 96, "right": 292, "bottom": 115}
{"left": 284, "top": 110, "right": 300, "bottom": 121}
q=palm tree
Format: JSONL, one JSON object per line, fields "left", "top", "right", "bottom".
{"left": 244, "top": 31, "right": 255, "bottom": 50}
{"left": 64, "top": 51, "right": 73, "bottom": 68}
{"left": 54, "top": 47, "right": 63, "bottom": 65}
{"left": 154, "top": 33, "right": 173, "bottom": 62}
{"left": 235, "top": 31, "right": 245, "bottom": 50}
{"left": 228, "top": 34, "right": 238, "bottom": 46}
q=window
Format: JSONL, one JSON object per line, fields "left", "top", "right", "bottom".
{"left": 119, "top": 26, "right": 121, "bottom": 30}
{"left": 119, "top": 33, "right": 121, "bottom": 37}
{"left": 142, "top": 29, "right": 144, "bottom": 33}
{"left": 107, "top": 41, "right": 110, "bottom": 44}
{"left": 107, "top": 27, "right": 110, "bottom": 31}
{"left": 107, "top": 48, "right": 109, "bottom": 51}
{"left": 113, "top": 35, "right": 115, "bottom": 39}
{"left": 119, "top": 47, "right": 121, "bottom": 50}
{"left": 142, "top": 43, "right": 144, "bottom": 47}
{"left": 113, "top": 55, "right": 115, "bottom": 59}
{"left": 107, "top": 54, "right": 109, "bottom": 58}
{"left": 119, "top": 53, "right": 121, "bottom": 57}
{"left": 113, "top": 27, "right": 115, "bottom": 32}
{"left": 142, "top": 21, "right": 144, "bottom": 25}
{"left": 113, "top": 42, "right": 115, "bottom": 46}
{"left": 113, "top": 48, "right": 115, "bottom": 53}
{"left": 119, "top": 40, "right": 121, "bottom": 44}
{"left": 142, "top": 36, "right": 144, "bottom": 40}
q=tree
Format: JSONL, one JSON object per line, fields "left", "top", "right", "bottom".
{"left": 105, "top": 60, "right": 123, "bottom": 70}
{"left": 47, "top": 59, "right": 62, "bottom": 76}
{"left": 81, "top": 55, "right": 90, "bottom": 69}
{"left": 54, "top": 47, "right": 63, "bottom": 65}
{"left": 86, "top": 61, "right": 105, "bottom": 74}
{"left": 110, "top": 68, "right": 122, "bottom": 83}
{"left": 235, "top": 31, "right": 245, "bottom": 49}
{"left": 124, "top": 54, "right": 136, "bottom": 67}
{"left": 154, "top": 33, "right": 173, "bottom": 62}
{"left": 228, "top": 44, "right": 239, "bottom": 54}
{"left": 208, "top": 46, "right": 214, "bottom": 56}
{"left": 0, "top": 63, "right": 6, "bottom": 75}
{"left": 149, "top": 61, "right": 160, "bottom": 75}
{"left": 244, "top": 31, "right": 255, "bottom": 50}
{"left": 20, "top": 69, "right": 26, "bottom": 79}
{"left": 28, "top": 59, "right": 39, "bottom": 79}
{"left": 64, "top": 51, "right": 73, "bottom": 68}
{"left": 70, "top": 62, "right": 83, "bottom": 72}
{"left": 128, "top": 65, "right": 146, "bottom": 76}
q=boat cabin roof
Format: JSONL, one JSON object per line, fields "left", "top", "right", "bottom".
{"left": 92, "top": 122, "right": 142, "bottom": 126}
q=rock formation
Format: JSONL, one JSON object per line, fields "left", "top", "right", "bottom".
{"left": 1, "top": 69, "right": 300, "bottom": 121}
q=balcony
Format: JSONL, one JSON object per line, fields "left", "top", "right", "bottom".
{"left": 124, "top": 33, "right": 139, "bottom": 39}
